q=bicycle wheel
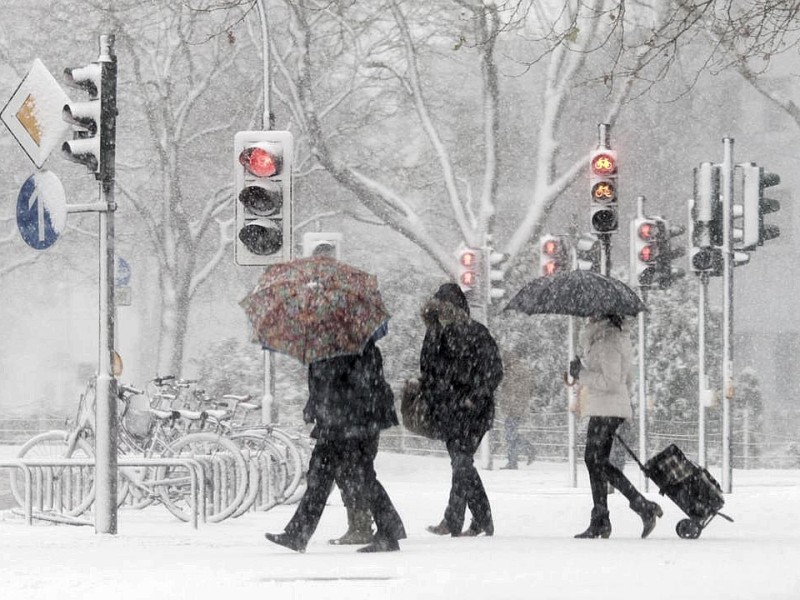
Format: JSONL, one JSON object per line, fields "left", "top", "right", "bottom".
{"left": 265, "top": 427, "right": 307, "bottom": 502}
{"left": 230, "top": 432, "right": 289, "bottom": 515}
{"left": 155, "top": 432, "right": 247, "bottom": 523}
{"left": 10, "top": 430, "right": 96, "bottom": 517}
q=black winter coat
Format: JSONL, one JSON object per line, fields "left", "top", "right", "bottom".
{"left": 304, "top": 339, "right": 398, "bottom": 441}
{"left": 419, "top": 299, "right": 503, "bottom": 441}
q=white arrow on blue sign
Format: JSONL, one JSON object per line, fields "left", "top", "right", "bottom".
{"left": 16, "top": 170, "right": 67, "bottom": 250}
{"left": 115, "top": 256, "right": 132, "bottom": 287}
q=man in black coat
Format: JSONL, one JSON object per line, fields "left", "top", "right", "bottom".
{"left": 419, "top": 284, "right": 503, "bottom": 537}
{"left": 265, "top": 339, "right": 406, "bottom": 553}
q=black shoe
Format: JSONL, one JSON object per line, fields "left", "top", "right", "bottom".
{"left": 356, "top": 537, "right": 400, "bottom": 553}
{"left": 500, "top": 463, "right": 518, "bottom": 470}
{"left": 634, "top": 501, "right": 663, "bottom": 539}
{"left": 460, "top": 521, "right": 494, "bottom": 537}
{"left": 426, "top": 520, "right": 453, "bottom": 536}
{"left": 265, "top": 532, "right": 306, "bottom": 553}
{"left": 574, "top": 508, "right": 611, "bottom": 539}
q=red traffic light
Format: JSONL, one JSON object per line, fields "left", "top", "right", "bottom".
{"left": 639, "top": 245, "right": 656, "bottom": 262}
{"left": 638, "top": 222, "right": 656, "bottom": 240}
{"left": 542, "top": 239, "right": 561, "bottom": 256}
{"left": 240, "top": 146, "right": 281, "bottom": 177}
{"left": 542, "top": 260, "right": 559, "bottom": 276}
{"left": 460, "top": 271, "right": 477, "bottom": 286}
{"left": 459, "top": 250, "right": 477, "bottom": 267}
{"left": 591, "top": 152, "right": 616, "bottom": 176}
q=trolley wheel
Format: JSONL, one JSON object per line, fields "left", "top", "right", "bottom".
{"left": 676, "top": 518, "right": 702, "bottom": 539}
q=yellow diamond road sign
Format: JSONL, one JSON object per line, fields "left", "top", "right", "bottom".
{"left": 1, "top": 58, "right": 71, "bottom": 168}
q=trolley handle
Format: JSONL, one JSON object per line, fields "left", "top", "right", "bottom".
{"left": 614, "top": 433, "right": 647, "bottom": 472}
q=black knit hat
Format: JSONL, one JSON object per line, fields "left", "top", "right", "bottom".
{"left": 433, "top": 283, "right": 469, "bottom": 315}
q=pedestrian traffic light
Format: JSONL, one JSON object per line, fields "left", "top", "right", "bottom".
{"left": 301, "top": 232, "right": 342, "bottom": 259}
{"left": 630, "top": 217, "right": 658, "bottom": 287}
{"left": 234, "top": 130, "right": 293, "bottom": 266}
{"left": 654, "top": 217, "right": 686, "bottom": 289}
{"left": 486, "top": 247, "right": 508, "bottom": 303}
{"left": 589, "top": 149, "right": 618, "bottom": 234}
{"left": 62, "top": 63, "right": 102, "bottom": 176}
{"left": 738, "top": 162, "right": 781, "bottom": 249}
{"left": 457, "top": 245, "right": 480, "bottom": 292}
{"left": 539, "top": 235, "right": 569, "bottom": 277}
{"left": 574, "top": 234, "right": 601, "bottom": 272}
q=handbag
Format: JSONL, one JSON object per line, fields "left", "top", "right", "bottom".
{"left": 400, "top": 378, "right": 440, "bottom": 439}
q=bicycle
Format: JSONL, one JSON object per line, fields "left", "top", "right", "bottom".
{"left": 10, "top": 377, "right": 249, "bottom": 523}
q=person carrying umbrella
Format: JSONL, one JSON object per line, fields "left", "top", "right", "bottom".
{"left": 570, "top": 314, "right": 663, "bottom": 539}
{"left": 417, "top": 283, "right": 503, "bottom": 537}
{"left": 242, "top": 257, "right": 405, "bottom": 553}
{"left": 264, "top": 337, "right": 406, "bottom": 553}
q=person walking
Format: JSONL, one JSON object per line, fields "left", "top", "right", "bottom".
{"left": 497, "top": 347, "right": 535, "bottom": 470}
{"left": 570, "top": 314, "right": 662, "bottom": 539}
{"left": 265, "top": 338, "right": 406, "bottom": 553}
{"left": 418, "top": 283, "right": 503, "bottom": 537}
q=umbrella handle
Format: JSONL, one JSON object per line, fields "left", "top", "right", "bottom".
{"left": 562, "top": 372, "right": 578, "bottom": 387}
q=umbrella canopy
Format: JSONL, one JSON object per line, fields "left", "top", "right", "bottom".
{"left": 505, "top": 270, "right": 646, "bottom": 317}
{"left": 240, "top": 256, "right": 390, "bottom": 364}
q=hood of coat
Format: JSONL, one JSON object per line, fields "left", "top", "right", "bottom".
{"left": 580, "top": 316, "right": 630, "bottom": 350}
{"left": 421, "top": 297, "right": 470, "bottom": 329}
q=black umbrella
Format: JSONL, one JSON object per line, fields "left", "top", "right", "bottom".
{"left": 504, "top": 270, "right": 646, "bottom": 317}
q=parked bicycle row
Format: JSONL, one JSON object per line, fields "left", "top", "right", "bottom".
{"left": 7, "top": 376, "right": 310, "bottom": 524}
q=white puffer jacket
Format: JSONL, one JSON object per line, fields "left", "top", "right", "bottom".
{"left": 578, "top": 318, "right": 633, "bottom": 419}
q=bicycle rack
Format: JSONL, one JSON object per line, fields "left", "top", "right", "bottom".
{"left": 2, "top": 457, "right": 205, "bottom": 529}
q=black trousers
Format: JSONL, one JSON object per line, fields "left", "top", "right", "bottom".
{"left": 443, "top": 433, "right": 492, "bottom": 532}
{"left": 284, "top": 436, "right": 405, "bottom": 544}
{"left": 584, "top": 416, "right": 645, "bottom": 511}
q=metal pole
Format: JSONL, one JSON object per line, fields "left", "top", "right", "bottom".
{"left": 634, "top": 196, "right": 648, "bottom": 490}
{"left": 567, "top": 315, "right": 577, "bottom": 487}
{"left": 254, "top": 0, "right": 278, "bottom": 427}
{"left": 94, "top": 33, "right": 118, "bottom": 534}
{"left": 262, "top": 352, "right": 276, "bottom": 425}
{"left": 254, "top": 0, "right": 272, "bottom": 130}
{"left": 698, "top": 273, "right": 708, "bottom": 467}
{"left": 721, "top": 137, "right": 734, "bottom": 493}
{"left": 638, "top": 289, "right": 648, "bottom": 491}
{"left": 477, "top": 242, "right": 492, "bottom": 470}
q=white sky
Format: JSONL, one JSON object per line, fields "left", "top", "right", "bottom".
{"left": 1, "top": 449, "right": 798, "bottom": 600}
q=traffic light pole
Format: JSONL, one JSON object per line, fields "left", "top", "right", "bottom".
{"left": 721, "top": 138, "right": 735, "bottom": 493}
{"left": 567, "top": 315, "right": 577, "bottom": 487}
{"left": 95, "top": 34, "right": 118, "bottom": 534}
{"left": 697, "top": 272, "right": 709, "bottom": 468}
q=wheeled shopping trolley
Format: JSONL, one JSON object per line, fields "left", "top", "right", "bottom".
{"left": 616, "top": 436, "right": 734, "bottom": 539}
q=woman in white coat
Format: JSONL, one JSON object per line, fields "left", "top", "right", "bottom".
{"left": 570, "top": 314, "right": 662, "bottom": 539}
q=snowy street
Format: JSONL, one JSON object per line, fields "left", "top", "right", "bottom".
{"left": 1, "top": 450, "right": 799, "bottom": 600}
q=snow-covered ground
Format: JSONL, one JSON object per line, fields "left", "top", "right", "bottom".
{"left": 1, "top": 448, "right": 799, "bottom": 600}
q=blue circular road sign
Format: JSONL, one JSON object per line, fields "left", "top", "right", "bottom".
{"left": 16, "top": 170, "right": 67, "bottom": 250}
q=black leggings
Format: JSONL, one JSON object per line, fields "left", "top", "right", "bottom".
{"left": 584, "top": 416, "right": 645, "bottom": 510}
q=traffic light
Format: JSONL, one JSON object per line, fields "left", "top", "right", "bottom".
{"left": 654, "top": 217, "right": 686, "bottom": 289}
{"left": 234, "top": 130, "right": 293, "bottom": 266}
{"left": 457, "top": 245, "right": 480, "bottom": 292}
{"left": 630, "top": 217, "right": 658, "bottom": 287}
{"left": 539, "top": 235, "right": 569, "bottom": 276}
{"left": 301, "top": 232, "right": 342, "bottom": 259}
{"left": 574, "top": 234, "right": 601, "bottom": 272}
{"left": 692, "top": 162, "right": 722, "bottom": 248}
{"left": 62, "top": 62, "right": 105, "bottom": 176}
{"left": 486, "top": 247, "right": 508, "bottom": 303}
{"left": 738, "top": 162, "right": 781, "bottom": 249}
{"left": 589, "top": 149, "right": 618, "bottom": 234}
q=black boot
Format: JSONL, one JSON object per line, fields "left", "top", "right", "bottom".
{"left": 265, "top": 532, "right": 306, "bottom": 553}
{"left": 329, "top": 508, "right": 374, "bottom": 545}
{"left": 426, "top": 519, "right": 453, "bottom": 535}
{"left": 460, "top": 520, "right": 494, "bottom": 537}
{"left": 631, "top": 498, "right": 663, "bottom": 539}
{"left": 574, "top": 507, "right": 612, "bottom": 539}
{"left": 356, "top": 535, "right": 400, "bottom": 553}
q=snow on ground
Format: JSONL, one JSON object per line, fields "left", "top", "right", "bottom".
{"left": 1, "top": 448, "right": 799, "bottom": 600}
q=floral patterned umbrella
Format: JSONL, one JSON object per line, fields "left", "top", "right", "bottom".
{"left": 240, "top": 256, "right": 390, "bottom": 364}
